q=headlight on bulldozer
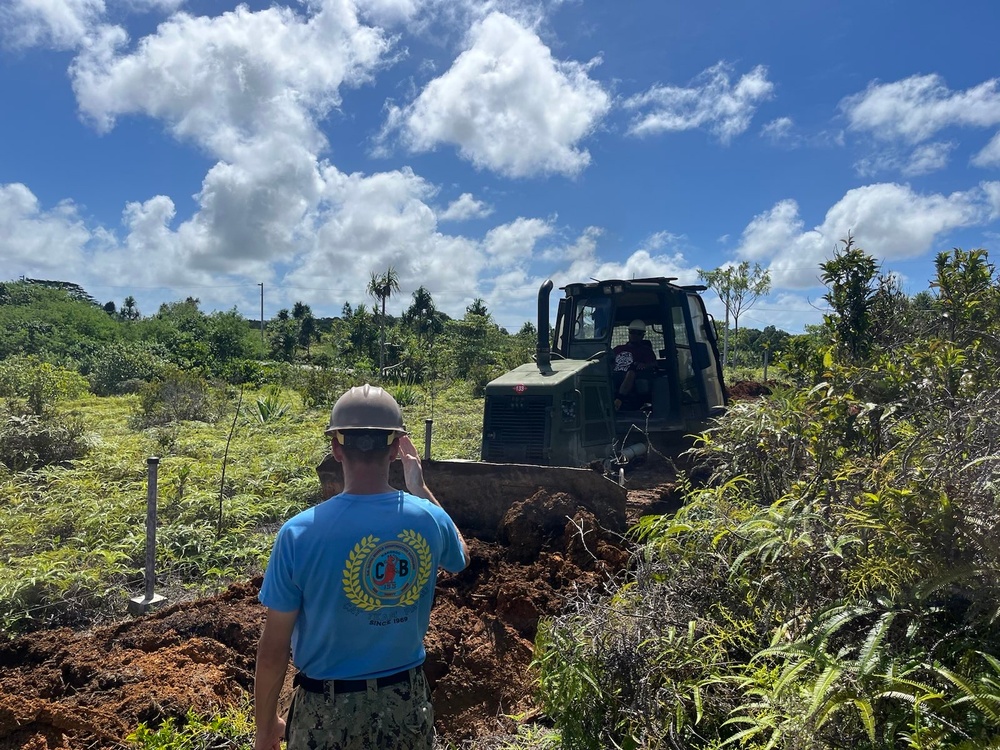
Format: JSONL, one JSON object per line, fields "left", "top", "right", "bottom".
{"left": 561, "top": 396, "right": 577, "bottom": 423}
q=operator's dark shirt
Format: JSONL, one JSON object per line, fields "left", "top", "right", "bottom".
{"left": 612, "top": 341, "right": 656, "bottom": 373}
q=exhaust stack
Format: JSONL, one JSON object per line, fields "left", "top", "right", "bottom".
{"left": 536, "top": 279, "right": 553, "bottom": 374}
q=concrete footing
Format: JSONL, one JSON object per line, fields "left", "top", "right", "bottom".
{"left": 128, "top": 593, "right": 167, "bottom": 616}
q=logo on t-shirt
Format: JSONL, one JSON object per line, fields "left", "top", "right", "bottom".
{"left": 342, "top": 531, "right": 432, "bottom": 611}
{"left": 614, "top": 350, "right": 635, "bottom": 372}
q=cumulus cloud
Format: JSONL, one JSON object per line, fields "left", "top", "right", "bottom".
{"left": 71, "top": 3, "right": 392, "bottom": 153}
{"left": 855, "top": 141, "right": 956, "bottom": 178}
{"left": 283, "top": 164, "right": 486, "bottom": 316}
{"left": 734, "top": 182, "right": 1000, "bottom": 288}
{"left": 388, "top": 11, "right": 611, "bottom": 178}
{"left": 1, "top": 0, "right": 105, "bottom": 49}
{"left": 552, "top": 232, "right": 696, "bottom": 288}
{"left": 439, "top": 192, "right": 492, "bottom": 221}
{"left": 624, "top": 62, "right": 774, "bottom": 143}
{"left": 842, "top": 74, "right": 1000, "bottom": 143}
{"left": 972, "top": 131, "right": 1000, "bottom": 168}
{"left": 0, "top": 184, "right": 93, "bottom": 272}
{"left": 482, "top": 217, "right": 553, "bottom": 266}
{"left": 62, "top": 2, "right": 400, "bottom": 273}
{"left": 119, "top": 0, "right": 186, "bottom": 11}
{"left": 355, "top": 0, "right": 422, "bottom": 25}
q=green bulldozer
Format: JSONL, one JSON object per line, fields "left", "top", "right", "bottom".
{"left": 481, "top": 277, "right": 727, "bottom": 468}
{"left": 318, "top": 277, "right": 726, "bottom": 540}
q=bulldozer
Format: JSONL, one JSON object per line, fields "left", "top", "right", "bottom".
{"left": 482, "top": 277, "right": 726, "bottom": 467}
{"left": 317, "top": 277, "right": 726, "bottom": 541}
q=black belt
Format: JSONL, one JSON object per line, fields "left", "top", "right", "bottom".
{"left": 293, "top": 667, "right": 417, "bottom": 694}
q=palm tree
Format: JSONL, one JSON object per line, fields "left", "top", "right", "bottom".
{"left": 367, "top": 266, "right": 400, "bottom": 378}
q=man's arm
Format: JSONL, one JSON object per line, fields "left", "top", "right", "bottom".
{"left": 396, "top": 434, "right": 470, "bottom": 565}
{"left": 254, "top": 608, "right": 298, "bottom": 750}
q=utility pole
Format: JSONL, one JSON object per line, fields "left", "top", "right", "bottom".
{"left": 257, "top": 282, "right": 264, "bottom": 347}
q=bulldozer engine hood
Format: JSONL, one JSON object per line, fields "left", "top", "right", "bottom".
{"left": 484, "top": 357, "right": 598, "bottom": 393}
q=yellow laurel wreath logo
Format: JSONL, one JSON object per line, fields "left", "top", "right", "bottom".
{"left": 398, "top": 530, "right": 431, "bottom": 607}
{"left": 342, "top": 535, "right": 381, "bottom": 611}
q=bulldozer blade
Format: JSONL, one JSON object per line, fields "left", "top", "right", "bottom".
{"left": 316, "top": 456, "right": 627, "bottom": 542}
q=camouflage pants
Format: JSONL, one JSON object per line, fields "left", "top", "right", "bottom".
{"left": 285, "top": 668, "right": 434, "bottom": 750}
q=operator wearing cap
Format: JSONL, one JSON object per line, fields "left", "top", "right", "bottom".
{"left": 612, "top": 319, "right": 657, "bottom": 410}
{"left": 254, "top": 384, "right": 469, "bottom": 750}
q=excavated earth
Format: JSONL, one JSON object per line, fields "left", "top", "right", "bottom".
{"left": 0, "top": 452, "right": 686, "bottom": 750}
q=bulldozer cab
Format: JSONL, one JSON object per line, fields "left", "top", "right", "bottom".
{"left": 481, "top": 277, "right": 725, "bottom": 468}
{"left": 553, "top": 278, "right": 725, "bottom": 433}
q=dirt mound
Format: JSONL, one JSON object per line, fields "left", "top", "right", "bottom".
{"left": 727, "top": 380, "right": 774, "bottom": 400}
{"left": 0, "top": 479, "right": 669, "bottom": 750}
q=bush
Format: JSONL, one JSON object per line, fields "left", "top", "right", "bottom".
{"left": 86, "top": 342, "right": 167, "bottom": 396}
{"left": 288, "top": 366, "right": 350, "bottom": 409}
{"left": 0, "top": 405, "right": 90, "bottom": 471}
{"left": 391, "top": 383, "right": 420, "bottom": 406}
{"left": 132, "top": 368, "right": 224, "bottom": 427}
{"left": 220, "top": 358, "right": 267, "bottom": 387}
{"left": 0, "top": 355, "right": 89, "bottom": 415}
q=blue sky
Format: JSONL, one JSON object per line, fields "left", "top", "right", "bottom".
{"left": 2, "top": 0, "right": 999, "bottom": 333}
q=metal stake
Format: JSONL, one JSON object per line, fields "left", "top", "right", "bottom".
{"left": 129, "top": 457, "right": 167, "bottom": 615}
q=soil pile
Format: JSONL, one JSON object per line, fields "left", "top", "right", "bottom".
{"left": 0, "top": 483, "right": 663, "bottom": 750}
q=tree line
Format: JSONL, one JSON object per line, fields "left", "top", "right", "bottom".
{"left": 0, "top": 277, "right": 537, "bottom": 398}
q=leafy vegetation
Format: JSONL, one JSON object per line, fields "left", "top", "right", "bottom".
{"left": 12, "top": 251, "right": 1000, "bottom": 749}
{"left": 533, "top": 242, "right": 1000, "bottom": 749}
{"left": 127, "top": 702, "right": 255, "bottom": 749}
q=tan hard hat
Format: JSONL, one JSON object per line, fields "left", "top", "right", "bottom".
{"left": 628, "top": 319, "right": 646, "bottom": 331}
{"left": 325, "top": 383, "right": 405, "bottom": 437}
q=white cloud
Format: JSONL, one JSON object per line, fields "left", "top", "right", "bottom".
{"left": 972, "top": 131, "right": 1000, "bottom": 169}
{"left": 624, "top": 62, "right": 774, "bottom": 143}
{"left": 390, "top": 11, "right": 611, "bottom": 178}
{"left": 439, "top": 192, "right": 492, "bottom": 221}
{"left": 71, "top": 3, "right": 393, "bottom": 154}
{"left": 355, "top": 0, "right": 422, "bottom": 25}
{"left": 761, "top": 116, "right": 794, "bottom": 144}
{"left": 556, "top": 239, "right": 696, "bottom": 289}
{"left": 283, "top": 164, "right": 486, "bottom": 316}
{"left": 842, "top": 74, "right": 1000, "bottom": 143}
{"left": 117, "top": 0, "right": 186, "bottom": 11}
{"left": 62, "top": 2, "right": 402, "bottom": 274}
{"left": 482, "top": 217, "right": 553, "bottom": 266}
{"left": 983, "top": 182, "right": 1000, "bottom": 220}
{"left": 902, "top": 142, "right": 954, "bottom": 176}
{"left": 735, "top": 182, "right": 1000, "bottom": 289}
{"left": 1, "top": 0, "right": 105, "bottom": 49}
{"left": 0, "top": 184, "right": 93, "bottom": 272}
{"left": 637, "top": 230, "right": 685, "bottom": 254}
{"left": 855, "top": 141, "right": 955, "bottom": 178}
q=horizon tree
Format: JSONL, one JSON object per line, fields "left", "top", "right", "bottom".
{"left": 367, "top": 266, "right": 400, "bottom": 379}
{"left": 698, "top": 261, "right": 771, "bottom": 366}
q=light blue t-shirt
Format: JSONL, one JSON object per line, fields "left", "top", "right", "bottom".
{"left": 259, "top": 490, "right": 467, "bottom": 680}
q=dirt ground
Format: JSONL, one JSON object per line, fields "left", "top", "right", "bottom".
{"left": 0, "top": 447, "right": 688, "bottom": 750}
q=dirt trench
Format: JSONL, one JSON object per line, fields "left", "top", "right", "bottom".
{"left": 0, "top": 460, "right": 681, "bottom": 750}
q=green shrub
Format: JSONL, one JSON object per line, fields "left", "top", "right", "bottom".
{"left": 220, "top": 358, "right": 267, "bottom": 387}
{"left": 0, "top": 355, "right": 89, "bottom": 415}
{"left": 249, "top": 386, "right": 290, "bottom": 423}
{"left": 86, "top": 342, "right": 167, "bottom": 396}
{"left": 0, "top": 405, "right": 90, "bottom": 470}
{"left": 132, "top": 368, "right": 224, "bottom": 427}
{"left": 127, "top": 703, "right": 254, "bottom": 749}
{"left": 391, "top": 383, "right": 420, "bottom": 406}
{"left": 289, "top": 366, "right": 350, "bottom": 409}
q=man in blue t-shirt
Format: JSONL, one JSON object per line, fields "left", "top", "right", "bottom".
{"left": 254, "top": 384, "right": 469, "bottom": 750}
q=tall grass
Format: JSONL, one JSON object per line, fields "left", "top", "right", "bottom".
{"left": 0, "top": 382, "right": 482, "bottom": 632}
